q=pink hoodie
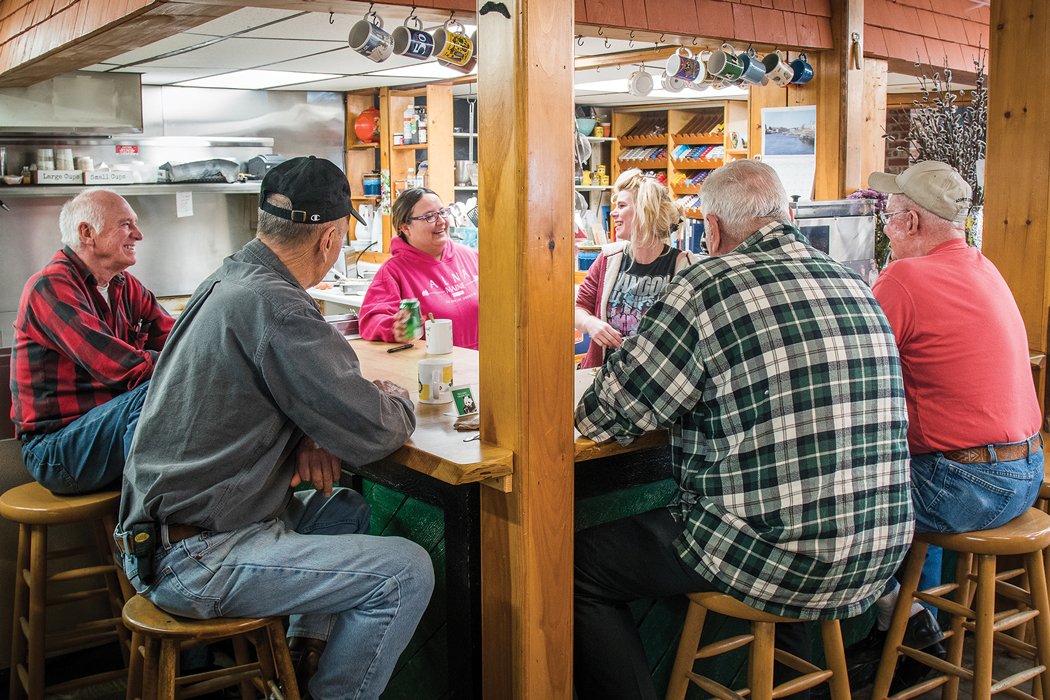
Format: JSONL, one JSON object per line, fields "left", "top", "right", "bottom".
{"left": 359, "top": 236, "right": 480, "bottom": 350}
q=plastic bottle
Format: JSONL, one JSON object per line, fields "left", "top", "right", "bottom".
{"left": 406, "top": 167, "right": 415, "bottom": 190}
{"left": 403, "top": 105, "right": 416, "bottom": 145}
{"left": 418, "top": 108, "right": 428, "bottom": 144}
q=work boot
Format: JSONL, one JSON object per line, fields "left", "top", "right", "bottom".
{"left": 844, "top": 608, "right": 944, "bottom": 688}
{"left": 287, "top": 636, "right": 326, "bottom": 699}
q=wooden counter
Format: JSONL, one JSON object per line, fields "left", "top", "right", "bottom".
{"left": 350, "top": 339, "right": 513, "bottom": 486}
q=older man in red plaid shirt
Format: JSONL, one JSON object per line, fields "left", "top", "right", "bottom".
{"left": 10, "top": 188, "right": 173, "bottom": 494}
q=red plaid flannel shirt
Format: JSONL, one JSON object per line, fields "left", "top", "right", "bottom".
{"left": 10, "top": 247, "right": 174, "bottom": 437}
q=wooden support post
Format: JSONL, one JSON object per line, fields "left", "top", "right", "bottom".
{"left": 475, "top": 0, "right": 575, "bottom": 696}
{"left": 793, "top": 0, "right": 865, "bottom": 199}
{"left": 982, "top": 0, "right": 1050, "bottom": 412}
{"left": 860, "top": 59, "right": 888, "bottom": 185}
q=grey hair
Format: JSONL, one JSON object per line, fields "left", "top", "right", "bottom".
{"left": 257, "top": 193, "right": 332, "bottom": 244}
{"left": 59, "top": 188, "right": 113, "bottom": 249}
{"left": 701, "top": 160, "right": 790, "bottom": 242}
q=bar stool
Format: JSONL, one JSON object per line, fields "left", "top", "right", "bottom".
{"left": 869, "top": 508, "right": 1050, "bottom": 700}
{"left": 122, "top": 594, "right": 300, "bottom": 700}
{"left": 0, "top": 481, "right": 134, "bottom": 700}
{"left": 665, "top": 591, "right": 851, "bottom": 700}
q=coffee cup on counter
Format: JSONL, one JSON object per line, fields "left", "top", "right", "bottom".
{"left": 425, "top": 318, "right": 453, "bottom": 355}
{"left": 418, "top": 358, "right": 453, "bottom": 404}
{"left": 348, "top": 12, "right": 394, "bottom": 63}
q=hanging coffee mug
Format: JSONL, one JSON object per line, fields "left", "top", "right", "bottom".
{"left": 628, "top": 68, "right": 654, "bottom": 96}
{"left": 433, "top": 20, "right": 473, "bottom": 67}
{"left": 762, "top": 51, "right": 794, "bottom": 87}
{"left": 737, "top": 48, "right": 767, "bottom": 85}
{"left": 665, "top": 47, "right": 703, "bottom": 83}
{"left": 661, "top": 71, "right": 686, "bottom": 93}
{"left": 790, "top": 53, "right": 814, "bottom": 84}
{"left": 706, "top": 43, "right": 745, "bottom": 81}
{"left": 392, "top": 16, "right": 433, "bottom": 60}
{"left": 349, "top": 12, "right": 393, "bottom": 63}
{"left": 439, "top": 29, "right": 477, "bottom": 73}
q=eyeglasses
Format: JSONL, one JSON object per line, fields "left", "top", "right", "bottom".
{"left": 408, "top": 207, "right": 453, "bottom": 225}
{"left": 878, "top": 210, "right": 911, "bottom": 225}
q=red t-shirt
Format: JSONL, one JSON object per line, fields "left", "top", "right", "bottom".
{"left": 872, "top": 239, "right": 1041, "bottom": 453}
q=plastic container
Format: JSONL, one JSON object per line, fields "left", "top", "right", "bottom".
{"left": 362, "top": 174, "right": 381, "bottom": 196}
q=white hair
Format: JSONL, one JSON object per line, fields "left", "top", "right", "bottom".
{"left": 59, "top": 188, "right": 116, "bottom": 249}
{"left": 702, "top": 160, "right": 790, "bottom": 242}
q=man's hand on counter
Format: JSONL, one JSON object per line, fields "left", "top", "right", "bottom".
{"left": 290, "top": 436, "right": 343, "bottom": 497}
{"left": 373, "top": 379, "right": 411, "bottom": 401}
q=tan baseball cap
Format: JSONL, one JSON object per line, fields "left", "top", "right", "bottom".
{"left": 868, "top": 161, "right": 972, "bottom": 223}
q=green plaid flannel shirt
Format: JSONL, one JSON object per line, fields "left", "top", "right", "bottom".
{"left": 576, "top": 221, "right": 913, "bottom": 620}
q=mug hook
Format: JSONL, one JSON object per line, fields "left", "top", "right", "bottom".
{"left": 329, "top": 11, "right": 334, "bottom": 24}
{"left": 576, "top": 34, "right": 584, "bottom": 47}
{"left": 604, "top": 37, "right": 611, "bottom": 49}
{"left": 597, "top": 26, "right": 603, "bottom": 36}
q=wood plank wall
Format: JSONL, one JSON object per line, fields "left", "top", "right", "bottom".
{"left": 862, "top": 0, "right": 988, "bottom": 78}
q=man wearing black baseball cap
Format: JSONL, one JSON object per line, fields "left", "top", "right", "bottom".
{"left": 117, "top": 156, "right": 434, "bottom": 700}
{"left": 843, "top": 161, "right": 1042, "bottom": 692}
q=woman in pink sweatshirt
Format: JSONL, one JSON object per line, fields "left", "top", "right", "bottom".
{"left": 359, "top": 188, "right": 480, "bottom": 350}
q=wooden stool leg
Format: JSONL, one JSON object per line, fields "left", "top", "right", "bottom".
{"left": 1025, "top": 549, "right": 1050, "bottom": 700}
{"left": 871, "top": 541, "right": 929, "bottom": 700}
{"left": 819, "top": 620, "right": 851, "bottom": 700}
{"left": 9, "top": 523, "right": 31, "bottom": 700}
{"left": 126, "top": 630, "right": 144, "bottom": 700}
{"left": 142, "top": 636, "right": 160, "bottom": 700}
{"left": 970, "top": 554, "right": 996, "bottom": 700}
{"left": 27, "top": 524, "right": 48, "bottom": 700}
{"left": 92, "top": 519, "right": 131, "bottom": 666}
{"left": 940, "top": 551, "right": 973, "bottom": 700}
{"left": 665, "top": 599, "right": 709, "bottom": 700}
{"left": 232, "top": 634, "right": 259, "bottom": 700}
{"left": 157, "top": 639, "right": 179, "bottom": 700}
{"left": 269, "top": 621, "right": 301, "bottom": 700}
{"left": 750, "top": 620, "right": 776, "bottom": 700}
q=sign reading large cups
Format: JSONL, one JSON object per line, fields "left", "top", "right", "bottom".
{"left": 761, "top": 51, "right": 794, "bottom": 87}
{"left": 790, "top": 53, "right": 814, "bottom": 84}
{"left": 737, "top": 48, "right": 767, "bottom": 85}
{"left": 349, "top": 12, "right": 393, "bottom": 63}
{"left": 392, "top": 16, "right": 433, "bottom": 60}
{"left": 665, "top": 47, "right": 704, "bottom": 83}
{"left": 433, "top": 19, "right": 473, "bottom": 67}
{"left": 706, "top": 43, "right": 745, "bottom": 81}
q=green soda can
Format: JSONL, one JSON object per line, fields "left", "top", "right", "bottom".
{"left": 400, "top": 298, "right": 423, "bottom": 339}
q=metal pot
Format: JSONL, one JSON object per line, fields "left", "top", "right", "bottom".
{"left": 455, "top": 160, "right": 473, "bottom": 186}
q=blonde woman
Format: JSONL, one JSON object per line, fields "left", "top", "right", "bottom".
{"left": 574, "top": 169, "right": 700, "bottom": 368}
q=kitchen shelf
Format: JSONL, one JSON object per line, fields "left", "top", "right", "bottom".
{"left": 672, "top": 132, "right": 724, "bottom": 145}
{"left": 586, "top": 137, "right": 616, "bottom": 142}
{"left": 575, "top": 185, "right": 611, "bottom": 191}
{"left": 670, "top": 183, "right": 703, "bottom": 195}
{"left": 349, "top": 142, "right": 380, "bottom": 149}
{"left": 670, "top": 158, "right": 724, "bottom": 169}
{"left": 453, "top": 132, "right": 479, "bottom": 138}
{"left": 0, "top": 182, "right": 262, "bottom": 198}
{"left": 392, "top": 143, "right": 428, "bottom": 150}
{"left": 352, "top": 195, "right": 380, "bottom": 201}
{"left": 453, "top": 186, "right": 478, "bottom": 191}
{"left": 618, "top": 158, "right": 668, "bottom": 169}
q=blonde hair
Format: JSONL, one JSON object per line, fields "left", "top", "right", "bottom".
{"left": 612, "top": 169, "right": 683, "bottom": 252}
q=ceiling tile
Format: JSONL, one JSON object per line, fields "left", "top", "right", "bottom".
{"left": 105, "top": 33, "right": 221, "bottom": 67}
{"left": 108, "top": 66, "right": 234, "bottom": 86}
{"left": 269, "top": 46, "right": 423, "bottom": 76}
{"left": 181, "top": 8, "right": 303, "bottom": 37}
{"left": 241, "top": 11, "right": 358, "bottom": 42}
{"left": 269, "top": 75, "right": 423, "bottom": 91}
{"left": 139, "top": 38, "right": 346, "bottom": 71}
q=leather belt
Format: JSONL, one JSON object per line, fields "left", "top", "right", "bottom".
{"left": 942, "top": 436, "right": 1041, "bottom": 464}
{"left": 115, "top": 524, "right": 205, "bottom": 554}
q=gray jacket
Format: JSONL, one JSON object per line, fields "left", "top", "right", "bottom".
{"left": 120, "top": 239, "right": 415, "bottom": 533}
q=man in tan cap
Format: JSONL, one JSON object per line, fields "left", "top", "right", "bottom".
{"left": 845, "top": 161, "right": 1043, "bottom": 691}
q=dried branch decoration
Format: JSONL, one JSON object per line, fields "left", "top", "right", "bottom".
{"left": 904, "top": 51, "right": 988, "bottom": 209}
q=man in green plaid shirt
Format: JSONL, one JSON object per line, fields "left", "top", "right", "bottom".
{"left": 574, "top": 160, "right": 913, "bottom": 700}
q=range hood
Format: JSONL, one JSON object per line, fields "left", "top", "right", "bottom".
{"left": 0, "top": 71, "right": 143, "bottom": 134}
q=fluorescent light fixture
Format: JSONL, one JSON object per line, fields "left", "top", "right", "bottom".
{"left": 574, "top": 78, "right": 631, "bottom": 93}
{"left": 176, "top": 69, "right": 341, "bottom": 89}
{"left": 367, "top": 62, "right": 476, "bottom": 79}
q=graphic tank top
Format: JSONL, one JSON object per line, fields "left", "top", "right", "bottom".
{"left": 607, "top": 245, "right": 679, "bottom": 339}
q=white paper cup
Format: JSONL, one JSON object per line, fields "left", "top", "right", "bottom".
{"left": 425, "top": 319, "right": 453, "bottom": 355}
{"left": 418, "top": 358, "right": 453, "bottom": 404}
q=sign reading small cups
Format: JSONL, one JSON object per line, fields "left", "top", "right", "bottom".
{"left": 392, "top": 15, "right": 433, "bottom": 60}
{"left": 349, "top": 11, "right": 394, "bottom": 63}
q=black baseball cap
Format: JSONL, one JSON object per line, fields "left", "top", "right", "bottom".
{"left": 259, "top": 156, "right": 367, "bottom": 226}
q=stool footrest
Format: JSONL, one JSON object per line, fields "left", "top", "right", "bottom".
{"left": 49, "top": 563, "right": 120, "bottom": 583}
{"left": 179, "top": 665, "right": 263, "bottom": 699}
{"left": 888, "top": 673, "right": 949, "bottom": 700}
{"left": 47, "top": 586, "right": 112, "bottom": 606}
{"left": 989, "top": 665, "right": 1045, "bottom": 697}
{"left": 696, "top": 634, "right": 753, "bottom": 659}
{"left": 686, "top": 671, "right": 747, "bottom": 700}
{"left": 771, "top": 670, "right": 833, "bottom": 698}
{"left": 914, "top": 591, "right": 973, "bottom": 620}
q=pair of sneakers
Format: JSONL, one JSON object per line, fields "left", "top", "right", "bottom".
{"left": 844, "top": 608, "right": 946, "bottom": 689}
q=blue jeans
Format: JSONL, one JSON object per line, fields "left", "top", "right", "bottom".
{"left": 116, "top": 488, "right": 434, "bottom": 700}
{"left": 21, "top": 381, "right": 151, "bottom": 495}
{"left": 911, "top": 438, "right": 1043, "bottom": 534}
